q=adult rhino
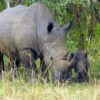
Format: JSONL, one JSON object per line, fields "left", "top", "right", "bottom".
{"left": 0, "top": 2, "right": 74, "bottom": 82}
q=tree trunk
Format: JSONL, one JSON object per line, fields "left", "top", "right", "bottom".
{"left": 5, "top": 0, "right": 10, "bottom": 8}
{"left": 73, "top": 4, "right": 85, "bottom": 50}
{"left": 89, "top": 0, "right": 95, "bottom": 41}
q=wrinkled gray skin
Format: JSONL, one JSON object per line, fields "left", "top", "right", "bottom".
{"left": 0, "top": 2, "right": 74, "bottom": 82}
{"left": 67, "top": 50, "right": 90, "bottom": 82}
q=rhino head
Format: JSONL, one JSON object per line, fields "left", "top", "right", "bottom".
{"left": 41, "top": 21, "right": 74, "bottom": 83}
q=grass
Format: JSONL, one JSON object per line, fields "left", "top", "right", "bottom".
{"left": 0, "top": 77, "right": 100, "bottom": 100}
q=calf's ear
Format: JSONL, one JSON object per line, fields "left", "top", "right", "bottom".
{"left": 85, "top": 52, "right": 88, "bottom": 58}
{"left": 69, "top": 53, "right": 74, "bottom": 61}
{"left": 85, "top": 51, "right": 89, "bottom": 58}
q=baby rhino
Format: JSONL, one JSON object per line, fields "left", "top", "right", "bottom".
{"left": 64, "top": 50, "right": 90, "bottom": 83}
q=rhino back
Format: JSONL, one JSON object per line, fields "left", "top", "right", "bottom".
{"left": 14, "top": 4, "right": 39, "bottom": 52}
{"left": 15, "top": 2, "right": 56, "bottom": 52}
{"left": 0, "top": 5, "right": 27, "bottom": 55}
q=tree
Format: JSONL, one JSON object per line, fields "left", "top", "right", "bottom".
{"left": 5, "top": 0, "right": 10, "bottom": 8}
{"left": 0, "top": 0, "right": 6, "bottom": 11}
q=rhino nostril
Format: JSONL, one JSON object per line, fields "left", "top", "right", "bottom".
{"left": 62, "top": 53, "right": 69, "bottom": 60}
{"left": 62, "top": 57, "right": 67, "bottom": 60}
{"left": 50, "top": 57, "right": 53, "bottom": 61}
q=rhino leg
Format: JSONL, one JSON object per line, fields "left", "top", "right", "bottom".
{"left": 19, "top": 49, "right": 38, "bottom": 82}
{"left": 0, "top": 52, "right": 4, "bottom": 77}
{"left": 40, "top": 52, "right": 49, "bottom": 81}
{"left": 54, "top": 70, "right": 61, "bottom": 84}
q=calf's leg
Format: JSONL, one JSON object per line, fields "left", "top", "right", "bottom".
{"left": 0, "top": 52, "right": 4, "bottom": 77}
{"left": 40, "top": 52, "right": 49, "bottom": 82}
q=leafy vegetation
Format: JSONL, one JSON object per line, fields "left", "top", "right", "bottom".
{"left": 0, "top": 0, "right": 100, "bottom": 100}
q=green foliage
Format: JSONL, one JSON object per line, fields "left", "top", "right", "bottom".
{"left": 0, "top": 0, "right": 6, "bottom": 11}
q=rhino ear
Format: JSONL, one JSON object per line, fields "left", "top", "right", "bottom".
{"left": 47, "top": 22, "right": 54, "bottom": 33}
{"left": 63, "top": 21, "right": 73, "bottom": 33}
{"left": 63, "top": 17, "right": 75, "bottom": 33}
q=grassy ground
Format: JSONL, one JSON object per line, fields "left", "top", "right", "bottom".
{"left": 0, "top": 77, "right": 100, "bottom": 100}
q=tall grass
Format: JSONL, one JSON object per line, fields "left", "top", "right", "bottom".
{"left": 0, "top": 74, "right": 100, "bottom": 100}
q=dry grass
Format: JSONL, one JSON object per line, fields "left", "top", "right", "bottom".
{"left": 0, "top": 74, "right": 100, "bottom": 100}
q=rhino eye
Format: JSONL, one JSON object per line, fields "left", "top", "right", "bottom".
{"left": 47, "top": 22, "right": 54, "bottom": 33}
